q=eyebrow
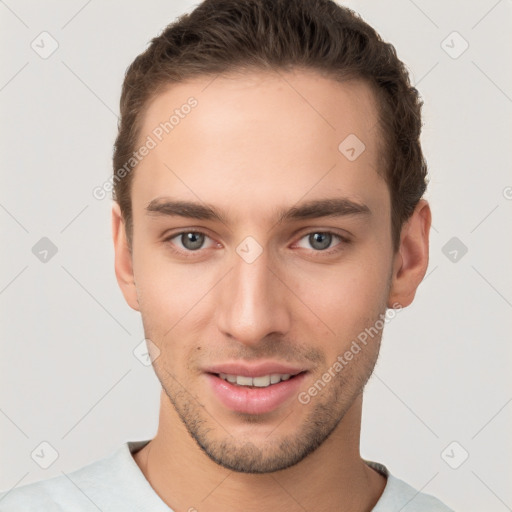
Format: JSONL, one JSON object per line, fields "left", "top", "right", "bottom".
{"left": 145, "top": 197, "right": 371, "bottom": 225}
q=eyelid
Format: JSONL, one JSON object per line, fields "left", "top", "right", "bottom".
{"left": 164, "top": 230, "right": 217, "bottom": 250}
{"left": 293, "top": 226, "right": 352, "bottom": 242}
{"left": 163, "top": 228, "right": 350, "bottom": 258}
{"left": 293, "top": 230, "right": 349, "bottom": 253}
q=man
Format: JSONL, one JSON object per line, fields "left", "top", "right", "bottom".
{"left": 0, "top": 0, "right": 454, "bottom": 510}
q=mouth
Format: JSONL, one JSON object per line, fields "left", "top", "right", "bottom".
{"left": 214, "top": 371, "right": 303, "bottom": 388}
{"left": 205, "top": 370, "right": 308, "bottom": 415}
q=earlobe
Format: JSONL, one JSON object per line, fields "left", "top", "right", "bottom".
{"left": 112, "top": 202, "right": 140, "bottom": 311}
{"left": 387, "top": 199, "right": 431, "bottom": 309}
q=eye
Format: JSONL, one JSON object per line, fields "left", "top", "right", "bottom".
{"left": 166, "top": 231, "right": 216, "bottom": 252}
{"left": 164, "top": 229, "right": 349, "bottom": 259}
{"left": 295, "top": 231, "right": 346, "bottom": 253}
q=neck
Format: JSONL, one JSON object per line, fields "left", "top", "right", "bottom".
{"left": 133, "top": 390, "right": 386, "bottom": 512}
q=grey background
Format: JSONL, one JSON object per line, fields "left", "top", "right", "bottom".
{"left": 1, "top": 1, "right": 511, "bottom": 510}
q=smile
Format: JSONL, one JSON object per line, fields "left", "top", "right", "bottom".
{"left": 206, "top": 371, "right": 307, "bottom": 415}
{"left": 217, "top": 372, "right": 295, "bottom": 388}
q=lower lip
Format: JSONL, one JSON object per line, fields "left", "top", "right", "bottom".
{"left": 206, "top": 372, "right": 307, "bottom": 415}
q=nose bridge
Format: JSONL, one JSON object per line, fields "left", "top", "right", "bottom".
{"left": 216, "top": 242, "right": 289, "bottom": 344}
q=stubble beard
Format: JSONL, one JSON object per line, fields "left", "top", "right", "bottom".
{"left": 154, "top": 334, "right": 382, "bottom": 474}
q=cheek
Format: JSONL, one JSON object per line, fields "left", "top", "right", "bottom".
{"left": 286, "top": 252, "right": 391, "bottom": 343}
{"left": 295, "top": 253, "right": 389, "bottom": 303}
{"left": 132, "top": 247, "right": 219, "bottom": 352}
{"left": 132, "top": 249, "right": 179, "bottom": 331}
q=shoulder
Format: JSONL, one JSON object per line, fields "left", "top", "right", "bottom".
{"left": 0, "top": 445, "right": 127, "bottom": 512}
{"left": 366, "top": 461, "right": 455, "bottom": 512}
{"left": 0, "top": 440, "right": 168, "bottom": 512}
{"left": 382, "top": 473, "right": 455, "bottom": 511}
{"left": 0, "top": 471, "right": 94, "bottom": 512}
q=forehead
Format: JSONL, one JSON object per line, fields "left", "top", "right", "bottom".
{"left": 132, "top": 68, "right": 388, "bottom": 223}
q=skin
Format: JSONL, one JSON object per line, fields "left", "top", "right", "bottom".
{"left": 112, "top": 68, "right": 431, "bottom": 512}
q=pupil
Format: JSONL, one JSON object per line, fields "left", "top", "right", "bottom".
{"left": 183, "top": 232, "right": 204, "bottom": 250}
{"left": 310, "top": 232, "right": 331, "bottom": 250}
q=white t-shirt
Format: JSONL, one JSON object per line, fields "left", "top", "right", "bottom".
{"left": 0, "top": 440, "right": 454, "bottom": 511}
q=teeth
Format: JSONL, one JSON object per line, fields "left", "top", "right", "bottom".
{"left": 253, "top": 375, "right": 270, "bottom": 387}
{"left": 218, "top": 373, "right": 296, "bottom": 388}
{"left": 236, "top": 375, "right": 253, "bottom": 386}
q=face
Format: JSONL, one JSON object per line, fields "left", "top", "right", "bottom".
{"left": 116, "top": 69, "right": 403, "bottom": 473}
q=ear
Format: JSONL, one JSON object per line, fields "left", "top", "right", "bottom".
{"left": 387, "top": 199, "right": 431, "bottom": 308}
{"left": 112, "top": 202, "right": 140, "bottom": 311}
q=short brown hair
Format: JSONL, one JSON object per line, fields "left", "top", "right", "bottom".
{"left": 113, "top": 0, "right": 428, "bottom": 252}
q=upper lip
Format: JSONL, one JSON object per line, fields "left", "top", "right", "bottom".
{"left": 204, "top": 361, "right": 308, "bottom": 378}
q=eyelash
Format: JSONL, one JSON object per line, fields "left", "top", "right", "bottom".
{"left": 163, "top": 230, "right": 350, "bottom": 259}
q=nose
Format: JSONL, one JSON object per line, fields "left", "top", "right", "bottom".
{"left": 216, "top": 246, "right": 291, "bottom": 346}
